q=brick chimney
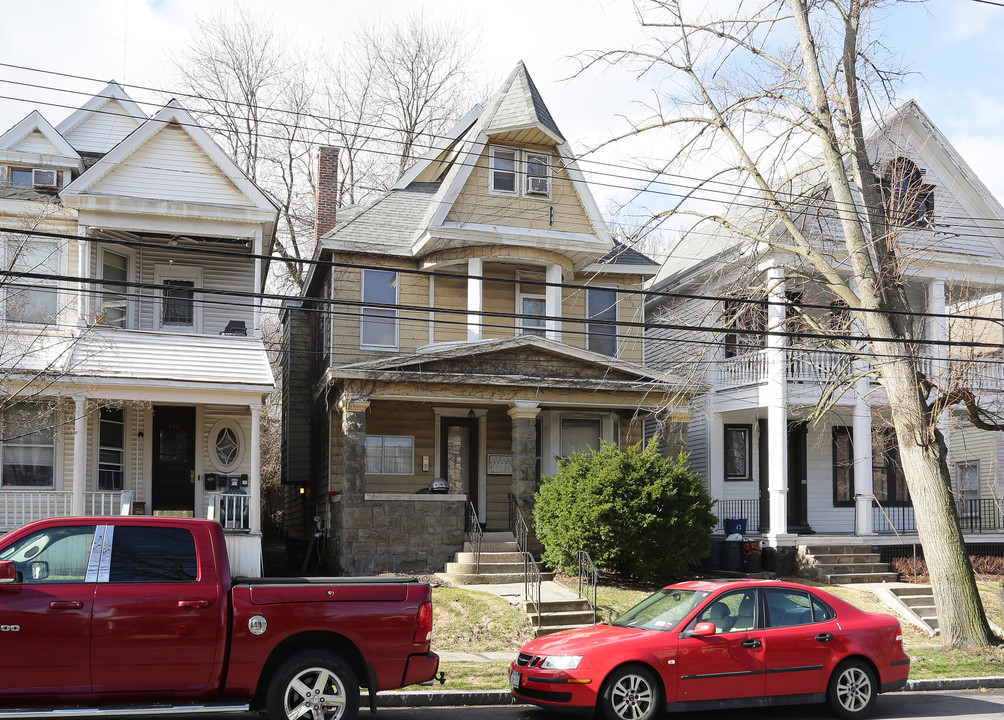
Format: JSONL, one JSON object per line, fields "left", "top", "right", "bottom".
{"left": 315, "top": 145, "right": 340, "bottom": 245}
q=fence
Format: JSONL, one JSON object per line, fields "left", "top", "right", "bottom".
{"left": 715, "top": 499, "right": 761, "bottom": 534}
{"left": 0, "top": 491, "right": 126, "bottom": 531}
{"left": 873, "top": 500, "right": 1004, "bottom": 535}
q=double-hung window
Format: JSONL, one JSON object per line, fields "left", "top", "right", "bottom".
{"left": 98, "top": 408, "right": 125, "bottom": 491}
{"left": 872, "top": 428, "right": 910, "bottom": 505}
{"left": 365, "top": 436, "right": 414, "bottom": 474}
{"left": 155, "top": 265, "right": 201, "bottom": 332}
{"left": 490, "top": 147, "right": 518, "bottom": 194}
{"left": 5, "top": 238, "right": 59, "bottom": 324}
{"left": 1, "top": 403, "right": 55, "bottom": 488}
{"left": 832, "top": 426, "right": 854, "bottom": 506}
{"left": 100, "top": 250, "right": 130, "bottom": 327}
{"left": 489, "top": 146, "right": 552, "bottom": 199}
{"left": 517, "top": 274, "right": 546, "bottom": 336}
{"left": 587, "top": 287, "right": 618, "bottom": 356}
{"left": 360, "top": 269, "right": 398, "bottom": 349}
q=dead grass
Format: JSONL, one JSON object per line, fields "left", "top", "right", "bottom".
{"left": 430, "top": 587, "right": 534, "bottom": 653}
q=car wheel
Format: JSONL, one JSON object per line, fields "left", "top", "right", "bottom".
{"left": 827, "top": 658, "right": 877, "bottom": 720}
{"left": 267, "top": 650, "right": 360, "bottom": 720}
{"left": 599, "top": 664, "right": 661, "bottom": 720}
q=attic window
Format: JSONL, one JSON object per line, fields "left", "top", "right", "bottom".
{"left": 490, "top": 147, "right": 517, "bottom": 194}
{"left": 525, "top": 152, "right": 550, "bottom": 196}
{"left": 10, "top": 169, "right": 33, "bottom": 187}
{"left": 488, "top": 146, "right": 553, "bottom": 200}
{"left": 880, "top": 157, "right": 934, "bottom": 229}
{"left": 9, "top": 168, "right": 58, "bottom": 189}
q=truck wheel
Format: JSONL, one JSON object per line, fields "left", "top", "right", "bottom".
{"left": 267, "top": 650, "right": 360, "bottom": 720}
{"left": 826, "top": 658, "right": 877, "bottom": 719}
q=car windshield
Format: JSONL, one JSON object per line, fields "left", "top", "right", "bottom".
{"left": 611, "top": 588, "right": 711, "bottom": 631}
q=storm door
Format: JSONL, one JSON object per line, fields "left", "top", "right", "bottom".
{"left": 440, "top": 416, "right": 478, "bottom": 512}
{"left": 152, "top": 406, "right": 196, "bottom": 514}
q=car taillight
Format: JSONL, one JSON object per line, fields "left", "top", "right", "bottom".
{"left": 414, "top": 602, "right": 433, "bottom": 643}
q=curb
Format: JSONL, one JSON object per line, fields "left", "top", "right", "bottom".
{"left": 375, "top": 678, "right": 1004, "bottom": 707}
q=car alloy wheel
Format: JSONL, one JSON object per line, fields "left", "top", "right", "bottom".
{"left": 827, "top": 659, "right": 876, "bottom": 719}
{"left": 601, "top": 665, "right": 660, "bottom": 720}
{"left": 267, "top": 650, "right": 359, "bottom": 720}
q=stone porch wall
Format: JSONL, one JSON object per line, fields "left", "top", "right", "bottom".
{"left": 337, "top": 494, "right": 466, "bottom": 575}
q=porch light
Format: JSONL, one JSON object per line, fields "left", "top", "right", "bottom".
{"left": 468, "top": 408, "right": 476, "bottom": 420}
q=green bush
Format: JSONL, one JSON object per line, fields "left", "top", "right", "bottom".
{"left": 533, "top": 439, "right": 716, "bottom": 581}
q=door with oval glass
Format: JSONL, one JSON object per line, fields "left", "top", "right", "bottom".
{"left": 152, "top": 405, "right": 196, "bottom": 514}
{"left": 440, "top": 416, "right": 478, "bottom": 511}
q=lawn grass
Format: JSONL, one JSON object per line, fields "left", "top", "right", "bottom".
{"left": 433, "top": 661, "right": 513, "bottom": 691}
{"left": 431, "top": 587, "right": 534, "bottom": 652}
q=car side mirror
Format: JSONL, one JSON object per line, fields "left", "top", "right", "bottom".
{"left": 0, "top": 560, "right": 16, "bottom": 584}
{"left": 692, "top": 621, "right": 717, "bottom": 637}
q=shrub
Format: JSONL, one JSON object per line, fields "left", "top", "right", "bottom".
{"left": 533, "top": 439, "right": 716, "bottom": 581}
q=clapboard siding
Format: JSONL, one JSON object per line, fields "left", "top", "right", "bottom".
{"left": 363, "top": 400, "right": 436, "bottom": 493}
{"left": 282, "top": 306, "right": 312, "bottom": 486}
{"left": 687, "top": 397, "right": 709, "bottom": 483}
{"left": 952, "top": 423, "right": 999, "bottom": 499}
{"left": 561, "top": 274, "right": 644, "bottom": 364}
{"left": 63, "top": 99, "right": 143, "bottom": 155}
{"left": 485, "top": 407, "right": 514, "bottom": 529}
{"left": 92, "top": 125, "right": 251, "bottom": 206}
{"left": 646, "top": 296, "right": 715, "bottom": 383}
{"left": 433, "top": 275, "right": 468, "bottom": 344}
{"left": 13, "top": 130, "right": 62, "bottom": 156}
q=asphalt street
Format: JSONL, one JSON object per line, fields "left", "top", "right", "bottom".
{"left": 38, "top": 688, "right": 1004, "bottom": 720}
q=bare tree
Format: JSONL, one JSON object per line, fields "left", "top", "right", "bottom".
{"left": 588, "top": 0, "right": 997, "bottom": 646}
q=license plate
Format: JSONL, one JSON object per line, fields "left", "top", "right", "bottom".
{"left": 509, "top": 670, "right": 521, "bottom": 689}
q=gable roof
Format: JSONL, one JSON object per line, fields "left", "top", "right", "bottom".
{"left": 55, "top": 81, "right": 147, "bottom": 155}
{"left": 0, "top": 110, "right": 81, "bottom": 166}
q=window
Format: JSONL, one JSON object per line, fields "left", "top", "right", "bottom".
{"left": 365, "top": 436, "right": 414, "bottom": 474}
{"left": 517, "top": 275, "right": 546, "bottom": 336}
{"left": 154, "top": 265, "right": 201, "bottom": 332}
{"left": 100, "top": 250, "right": 129, "bottom": 327}
{"left": 0, "top": 525, "right": 95, "bottom": 584}
{"left": 4, "top": 238, "right": 59, "bottom": 324}
{"left": 832, "top": 426, "right": 854, "bottom": 506}
{"left": 490, "top": 147, "right": 518, "bottom": 194}
{"left": 98, "top": 408, "right": 125, "bottom": 491}
{"left": 724, "top": 424, "right": 752, "bottom": 481}
{"left": 722, "top": 298, "right": 766, "bottom": 357}
{"left": 873, "top": 428, "right": 910, "bottom": 506}
{"left": 109, "top": 526, "right": 197, "bottom": 583}
{"left": 1, "top": 403, "right": 55, "bottom": 488}
{"left": 957, "top": 462, "right": 979, "bottom": 506}
{"left": 209, "top": 418, "right": 245, "bottom": 473}
{"left": 524, "top": 152, "right": 551, "bottom": 197}
{"left": 765, "top": 588, "right": 831, "bottom": 628}
{"left": 693, "top": 589, "right": 759, "bottom": 633}
{"left": 10, "top": 169, "right": 33, "bottom": 187}
{"left": 560, "top": 418, "right": 602, "bottom": 457}
{"left": 587, "top": 288, "right": 618, "bottom": 356}
{"left": 361, "top": 269, "right": 398, "bottom": 349}
{"left": 880, "top": 157, "right": 934, "bottom": 229}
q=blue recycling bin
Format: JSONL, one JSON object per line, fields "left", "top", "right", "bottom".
{"left": 724, "top": 518, "right": 748, "bottom": 535}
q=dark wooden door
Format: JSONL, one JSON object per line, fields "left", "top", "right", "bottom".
{"left": 440, "top": 416, "right": 478, "bottom": 511}
{"left": 152, "top": 406, "right": 196, "bottom": 513}
{"left": 787, "top": 421, "right": 810, "bottom": 531}
{"left": 758, "top": 419, "right": 769, "bottom": 533}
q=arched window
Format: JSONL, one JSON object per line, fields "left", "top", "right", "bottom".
{"left": 880, "top": 157, "right": 935, "bottom": 228}
{"left": 208, "top": 418, "right": 245, "bottom": 473}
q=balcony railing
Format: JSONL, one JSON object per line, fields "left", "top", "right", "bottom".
{"left": 714, "top": 499, "right": 761, "bottom": 534}
{"left": 716, "top": 349, "right": 940, "bottom": 390}
{"left": 208, "top": 492, "right": 251, "bottom": 532}
{"left": 873, "top": 499, "right": 1004, "bottom": 535}
{"left": 0, "top": 491, "right": 128, "bottom": 531}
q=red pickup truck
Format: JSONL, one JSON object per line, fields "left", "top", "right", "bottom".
{"left": 0, "top": 516, "right": 438, "bottom": 719}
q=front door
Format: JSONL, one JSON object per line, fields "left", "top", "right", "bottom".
{"left": 787, "top": 421, "right": 810, "bottom": 531}
{"left": 440, "top": 416, "right": 478, "bottom": 512}
{"left": 152, "top": 406, "right": 196, "bottom": 514}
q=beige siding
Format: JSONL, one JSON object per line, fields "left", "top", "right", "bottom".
{"left": 364, "top": 400, "right": 436, "bottom": 493}
{"left": 92, "top": 125, "right": 250, "bottom": 206}
{"left": 432, "top": 275, "right": 467, "bottom": 343}
{"left": 63, "top": 99, "right": 142, "bottom": 155}
{"left": 563, "top": 274, "right": 645, "bottom": 364}
{"left": 446, "top": 144, "right": 595, "bottom": 234}
{"left": 484, "top": 406, "right": 514, "bottom": 529}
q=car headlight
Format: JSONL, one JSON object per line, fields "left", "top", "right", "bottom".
{"left": 542, "top": 655, "right": 583, "bottom": 670}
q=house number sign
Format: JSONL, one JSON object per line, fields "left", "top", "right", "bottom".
{"left": 487, "top": 454, "right": 513, "bottom": 475}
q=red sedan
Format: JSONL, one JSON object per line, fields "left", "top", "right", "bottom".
{"left": 510, "top": 579, "right": 909, "bottom": 720}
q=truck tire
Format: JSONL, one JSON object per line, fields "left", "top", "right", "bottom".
{"left": 267, "top": 650, "right": 360, "bottom": 720}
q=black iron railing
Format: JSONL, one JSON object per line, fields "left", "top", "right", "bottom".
{"left": 577, "top": 550, "right": 598, "bottom": 625}
{"left": 958, "top": 499, "right": 1004, "bottom": 533}
{"left": 465, "top": 500, "right": 483, "bottom": 574}
{"left": 509, "top": 493, "right": 530, "bottom": 553}
{"left": 714, "top": 499, "right": 761, "bottom": 534}
{"left": 508, "top": 493, "right": 541, "bottom": 628}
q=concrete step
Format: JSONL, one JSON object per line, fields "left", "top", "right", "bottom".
{"left": 809, "top": 553, "right": 882, "bottom": 565}
{"left": 825, "top": 572, "right": 899, "bottom": 584}
{"left": 535, "top": 623, "right": 592, "bottom": 638}
{"left": 482, "top": 531, "right": 516, "bottom": 542}
{"left": 900, "top": 595, "right": 935, "bottom": 608}
{"left": 891, "top": 586, "right": 930, "bottom": 597}
{"left": 805, "top": 545, "right": 875, "bottom": 555}
{"left": 530, "top": 610, "right": 597, "bottom": 627}
{"left": 455, "top": 552, "right": 525, "bottom": 564}
{"left": 815, "top": 563, "right": 895, "bottom": 574}
{"left": 445, "top": 561, "right": 548, "bottom": 575}
{"left": 442, "top": 571, "right": 556, "bottom": 585}
{"left": 464, "top": 541, "right": 519, "bottom": 553}
{"left": 524, "top": 599, "right": 592, "bottom": 614}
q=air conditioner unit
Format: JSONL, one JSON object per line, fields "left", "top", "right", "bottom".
{"left": 32, "top": 169, "right": 58, "bottom": 189}
{"left": 527, "top": 175, "right": 549, "bottom": 195}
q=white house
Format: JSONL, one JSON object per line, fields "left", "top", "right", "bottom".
{"left": 645, "top": 102, "right": 1004, "bottom": 571}
{"left": 0, "top": 83, "right": 278, "bottom": 574}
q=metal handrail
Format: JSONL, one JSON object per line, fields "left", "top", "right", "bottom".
{"left": 523, "top": 551, "right": 542, "bottom": 629}
{"left": 577, "top": 550, "right": 598, "bottom": 625}
{"left": 861, "top": 493, "right": 918, "bottom": 582}
{"left": 508, "top": 493, "right": 530, "bottom": 554}
{"left": 465, "top": 501, "right": 483, "bottom": 574}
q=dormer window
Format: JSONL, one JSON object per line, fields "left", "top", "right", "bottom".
{"left": 8, "top": 168, "right": 59, "bottom": 189}
{"left": 488, "top": 146, "right": 553, "bottom": 200}
{"left": 879, "top": 157, "right": 934, "bottom": 229}
{"left": 10, "top": 169, "right": 33, "bottom": 187}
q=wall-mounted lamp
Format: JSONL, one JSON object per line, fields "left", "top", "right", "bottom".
{"left": 468, "top": 408, "right": 476, "bottom": 420}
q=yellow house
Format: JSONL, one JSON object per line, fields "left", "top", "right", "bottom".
{"left": 283, "top": 63, "right": 694, "bottom": 574}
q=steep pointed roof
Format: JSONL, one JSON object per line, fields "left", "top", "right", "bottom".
{"left": 483, "top": 61, "right": 564, "bottom": 143}
{"left": 0, "top": 110, "right": 79, "bottom": 158}
{"left": 55, "top": 81, "right": 147, "bottom": 155}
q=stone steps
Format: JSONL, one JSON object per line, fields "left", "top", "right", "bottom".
{"left": 888, "top": 586, "right": 939, "bottom": 635}
{"left": 823, "top": 572, "right": 900, "bottom": 584}
{"left": 440, "top": 571, "right": 557, "bottom": 585}
{"left": 798, "top": 545, "right": 898, "bottom": 584}
{"left": 809, "top": 553, "right": 882, "bottom": 565}
{"left": 455, "top": 551, "right": 524, "bottom": 564}
{"left": 535, "top": 623, "right": 593, "bottom": 638}
{"left": 445, "top": 561, "right": 547, "bottom": 575}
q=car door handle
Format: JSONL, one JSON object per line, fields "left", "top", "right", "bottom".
{"left": 815, "top": 633, "right": 834, "bottom": 642}
{"left": 741, "top": 639, "right": 761, "bottom": 649}
{"left": 178, "top": 599, "right": 210, "bottom": 609}
{"left": 49, "top": 600, "right": 83, "bottom": 609}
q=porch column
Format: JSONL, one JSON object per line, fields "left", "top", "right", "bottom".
{"left": 508, "top": 402, "right": 540, "bottom": 513}
{"left": 76, "top": 226, "right": 89, "bottom": 327}
{"left": 545, "top": 263, "right": 562, "bottom": 342}
{"left": 338, "top": 394, "right": 371, "bottom": 493}
{"left": 249, "top": 402, "right": 262, "bottom": 534}
{"left": 764, "top": 267, "right": 789, "bottom": 539}
{"left": 467, "top": 257, "right": 482, "bottom": 341}
{"left": 708, "top": 406, "right": 725, "bottom": 514}
{"left": 927, "top": 278, "right": 950, "bottom": 460}
{"left": 71, "top": 397, "right": 87, "bottom": 516}
{"left": 853, "top": 392, "right": 875, "bottom": 536}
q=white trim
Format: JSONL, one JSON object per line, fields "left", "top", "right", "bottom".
{"left": 0, "top": 110, "right": 81, "bottom": 161}
{"left": 556, "top": 141, "right": 614, "bottom": 245}
{"left": 394, "top": 105, "right": 483, "bottom": 190}
{"left": 515, "top": 269, "right": 546, "bottom": 337}
{"left": 426, "top": 132, "right": 488, "bottom": 230}
{"left": 487, "top": 145, "right": 519, "bottom": 197}
{"left": 359, "top": 268, "right": 400, "bottom": 351}
{"left": 55, "top": 81, "right": 146, "bottom": 138}
{"left": 523, "top": 150, "right": 552, "bottom": 200}
{"left": 956, "top": 460, "right": 980, "bottom": 502}
{"left": 97, "top": 245, "right": 136, "bottom": 329}
{"left": 153, "top": 264, "right": 203, "bottom": 333}
{"left": 582, "top": 262, "right": 659, "bottom": 276}
{"left": 91, "top": 405, "right": 128, "bottom": 492}
{"left": 208, "top": 417, "right": 246, "bottom": 473}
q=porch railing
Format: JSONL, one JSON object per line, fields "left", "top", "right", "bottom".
{"left": 208, "top": 492, "right": 251, "bottom": 532}
{"left": 714, "top": 499, "right": 761, "bottom": 535}
{"left": 508, "top": 493, "right": 541, "bottom": 628}
{"left": 957, "top": 499, "right": 1004, "bottom": 533}
{"left": 0, "top": 491, "right": 126, "bottom": 531}
{"left": 465, "top": 500, "right": 483, "bottom": 573}
{"left": 872, "top": 504, "right": 916, "bottom": 534}
{"left": 577, "top": 550, "right": 598, "bottom": 625}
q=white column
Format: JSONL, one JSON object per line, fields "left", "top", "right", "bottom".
{"left": 76, "top": 226, "right": 89, "bottom": 327}
{"left": 71, "top": 397, "right": 87, "bottom": 516}
{"left": 708, "top": 408, "right": 725, "bottom": 513}
{"left": 545, "top": 263, "right": 563, "bottom": 342}
{"left": 927, "top": 278, "right": 950, "bottom": 461}
{"left": 467, "top": 257, "right": 482, "bottom": 341}
{"left": 765, "top": 267, "right": 789, "bottom": 539}
{"left": 249, "top": 403, "right": 262, "bottom": 534}
{"left": 252, "top": 228, "right": 263, "bottom": 338}
{"left": 853, "top": 390, "right": 874, "bottom": 536}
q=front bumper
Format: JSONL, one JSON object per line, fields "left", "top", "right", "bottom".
{"left": 509, "top": 661, "right": 596, "bottom": 715}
